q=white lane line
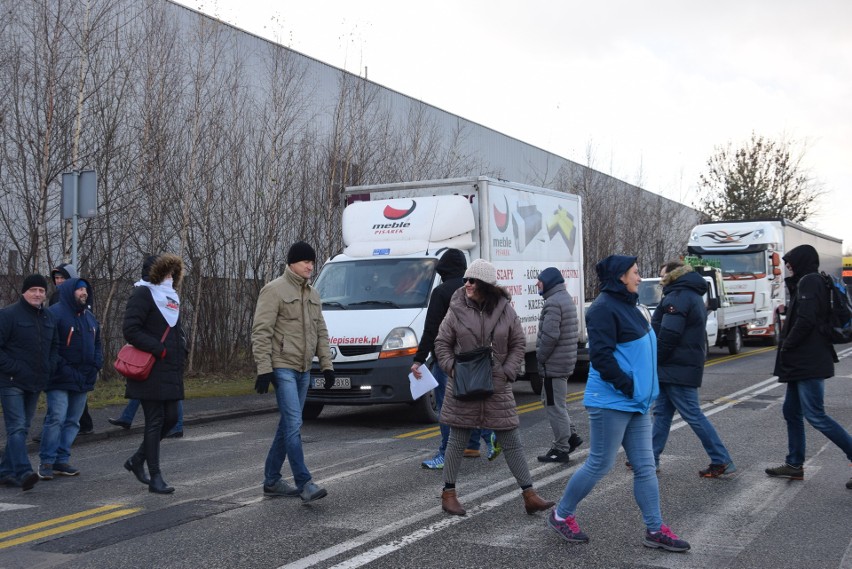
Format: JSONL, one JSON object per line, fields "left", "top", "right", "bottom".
{"left": 278, "top": 375, "right": 789, "bottom": 569}
{"left": 0, "top": 503, "right": 36, "bottom": 512}
{"left": 181, "top": 432, "right": 242, "bottom": 441}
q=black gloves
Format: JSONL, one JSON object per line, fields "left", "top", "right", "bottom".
{"left": 612, "top": 374, "right": 634, "bottom": 399}
{"left": 255, "top": 372, "right": 274, "bottom": 394}
{"left": 323, "top": 369, "right": 335, "bottom": 389}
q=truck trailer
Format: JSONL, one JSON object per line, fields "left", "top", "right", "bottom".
{"left": 686, "top": 218, "right": 842, "bottom": 346}
{"left": 306, "top": 176, "right": 585, "bottom": 421}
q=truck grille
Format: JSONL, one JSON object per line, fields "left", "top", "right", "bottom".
{"left": 339, "top": 345, "right": 380, "bottom": 357}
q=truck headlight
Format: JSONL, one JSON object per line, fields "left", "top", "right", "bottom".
{"left": 379, "top": 327, "right": 419, "bottom": 359}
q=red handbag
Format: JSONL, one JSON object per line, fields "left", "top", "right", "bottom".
{"left": 114, "top": 328, "right": 170, "bottom": 381}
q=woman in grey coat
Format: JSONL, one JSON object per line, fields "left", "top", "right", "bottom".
{"left": 434, "top": 259, "right": 554, "bottom": 516}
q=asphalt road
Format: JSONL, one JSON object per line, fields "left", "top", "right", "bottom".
{"left": 2, "top": 344, "right": 851, "bottom": 569}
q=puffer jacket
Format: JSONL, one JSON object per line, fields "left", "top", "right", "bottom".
{"left": 122, "top": 254, "right": 186, "bottom": 401}
{"left": 652, "top": 266, "right": 708, "bottom": 387}
{"left": 252, "top": 265, "right": 333, "bottom": 374}
{"left": 536, "top": 282, "right": 579, "bottom": 378}
{"left": 46, "top": 278, "right": 103, "bottom": 393}
{"left": 434, "top": 287, "right": 525, "bottom": 430}
{"left": 0, "top": 298, "right": 59, "bottom": 392}
{"left": 773, "top": 244, "right": 834, "bottom": 382}
{"left": 583, "top": 255, "right": 658, "bottom": 413}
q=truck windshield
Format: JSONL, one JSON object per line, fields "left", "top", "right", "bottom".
{"left": 697, "top": 253, "right": 765, "bottom": 277}
{"left": 637, "top": 279, "right": 663, "bottom": 309}
{"left": 314, "top": 258, "right": 437, "bottom": 310}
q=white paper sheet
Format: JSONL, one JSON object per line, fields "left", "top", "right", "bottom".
{"left": 409, "top": 364, "right": 439, "bottom": 400}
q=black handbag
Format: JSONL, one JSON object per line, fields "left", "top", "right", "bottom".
{"left": 453, "top": 332, "right": 495, "bottom": 401}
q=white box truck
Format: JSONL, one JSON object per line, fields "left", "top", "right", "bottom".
{"left": 306, "top": 176, "right": 585, "bottom": 421}
{"left": 686, "top": 218, "right": 843, "bottom": 347}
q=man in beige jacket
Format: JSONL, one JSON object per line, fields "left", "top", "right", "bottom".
{"left": 252, "top": 241, "right": 334, "bottom": 502}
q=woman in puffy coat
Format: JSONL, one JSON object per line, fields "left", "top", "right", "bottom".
{"left": 434, "top": 259, "right": 554, "bottom": 517}
{"left": 546, "top": 255, "right": 690, "bottom": 552}
{"left": 121, "top": 254, "right": 186, "bottom": 494}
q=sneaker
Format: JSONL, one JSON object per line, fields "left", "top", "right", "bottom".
{"left": 538, "top": 448, "right": 571, "bottom": 463}
{"left": 765, "top": 463, "right": 804, "bottom": 480}
{"left": 567, "top": 432, "right": 583, "bottom": 453}
{"left": 546, "top": 510, "right": 589, "bottom": 543}
{"left": 485, "top": 433, "right": 502, "bottom": 461}
{"left": 53, "top": 463, "right": 80, "bottom": 476}
{"left": 20, "top": 472, "right": 39, "bottom": 492}
{"left": 463, "top": 448, "right": 481, "bottom": 458}
{"left": 77, "top": 428, "right": 94, "bottom": 436}
{"left": 165, "top": 431, "right": 183, "bottom": 439}
{"left": 38, "top": 464, "right": 54, "bottom": 480}
{"left": 699, "top": 462, "right": 736, "bottom": 478}
{"left": 643, "top": 524, "right": 690, "bottom": 552}
{"left": 299, "top": 481, "right": 327, "bottom": 503}
{"left": 263, "top": 479, "right": 300, "bottom": 497}
{"left": 107, "top": 418, "right": 132, "bottom": 430}
{"left": 421, "top": 454, "right": 445, "bottom": 470}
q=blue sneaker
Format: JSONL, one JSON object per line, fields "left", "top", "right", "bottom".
{"left": 643, "top": 524, "right": 690, "bottom": 552}
{"left": 421, "top": 453, "right": 445, "bottom": 470}
{"left": 546, "top": 510, "right": 589, "bottom": 543}
{"left": 485, "top": 433, "right": 502, "bottom": 461}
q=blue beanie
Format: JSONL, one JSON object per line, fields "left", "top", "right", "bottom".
{"left": 537, "top": 267, "right": 564, "bottom": 294}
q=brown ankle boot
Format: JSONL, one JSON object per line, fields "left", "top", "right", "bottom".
{"left": 522, "top": 488, "right": 555, "bottom": 515}
{"left": 441, "top": 488, "right": 466, "bottom": 516}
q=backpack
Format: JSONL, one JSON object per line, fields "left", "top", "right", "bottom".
{"left": 816, "top": 272, "right": 852, "bottom": 344}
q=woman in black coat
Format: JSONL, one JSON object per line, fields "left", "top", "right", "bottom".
{"left": 121, "top": 254, "right": 186, "bottom": 494}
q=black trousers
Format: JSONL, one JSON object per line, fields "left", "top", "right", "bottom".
{"left": 133, "top": 400, "right": 180, "bottom": 476}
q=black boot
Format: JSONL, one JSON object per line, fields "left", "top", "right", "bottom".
{"left": 148, "top": 472, "right": 175, "bottom": 494}
{"left": 124, "top": 454, "right": 150, "bottom": 485}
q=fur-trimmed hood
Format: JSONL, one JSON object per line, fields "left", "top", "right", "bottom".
{"left": 147, "top": 253, "right": 184, "bottom": 287}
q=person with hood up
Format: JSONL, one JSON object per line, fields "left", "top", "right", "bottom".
{"left": 535, "top": 266, "right": 583, "bottom": 463}
{"left": 38, "top": 277, "right": 103, "bottom": 480}
{"left": 546, "top": 255, "right": 690, "bottom": 553}
{"left": 434, "top": 259, "right": 554, "bottom": 517}
{"left": 412, "top": 250, "right": 500, "bottom": 469}
{"left": 765, "top": 244, "right": 852, "bottom": 489}
{"left": 120, "top": 253, "right": 187, "bottom": 494}
{"left": 0, "top": 275, "right": 58, "bottom": 491}
{"left": 650, "top": 261, "right": 734, "bottom": 477}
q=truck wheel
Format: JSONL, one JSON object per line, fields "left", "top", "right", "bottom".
{"left": 727, "top": 327, "right": 742, "bottom": 355}
{"left": 569, "top": 361, "right": 589, "bottom": 382}
{"left": 303, "top": 402, "right": 324, "bottom": 420}
{"left": 705, "top": 334, "right": 710, "bottom": 360}
{"left": 411, "top": 389, "right": 439, "bottom": 423}
{"left": 529, "top": 373, "right": 543, "bottom": 395}
{"left": 524, "top": 353, "right": 542, "bottom": 395}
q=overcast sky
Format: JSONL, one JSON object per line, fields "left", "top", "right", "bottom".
{"left": 178, "top": 0, "right": 852, "bottom": 252}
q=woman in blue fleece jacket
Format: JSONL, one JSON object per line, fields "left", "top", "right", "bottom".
{"left": 546, "top": 255, "right": 690, "bottom": 553}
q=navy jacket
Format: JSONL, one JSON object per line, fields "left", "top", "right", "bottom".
{"left": 46, "top": 278, "right": 103, "bottom": 393}
{"left": 583, "top": 255, "right": 658, "bottom": 413}
{"left": 0, "top": 298, "right": 59, "bottom": 392}
{"left": 652, "top": 268, "right": 708, "bottom": 387}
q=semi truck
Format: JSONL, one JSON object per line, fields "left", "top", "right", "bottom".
{"left": 686, "top": 218, "right": 843, "bottom": 347}
{"left": 306, "top": 176, "right": 585, "bottom": 421}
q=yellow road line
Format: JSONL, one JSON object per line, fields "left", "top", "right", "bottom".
{"left": 705, "top": 346, "right": 775, "bottom": 367}
{"left": 0, "top": 506, "right": 140, "bottom": 549}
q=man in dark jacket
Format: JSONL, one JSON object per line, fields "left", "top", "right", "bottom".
{"left": 651, "top": 262, "right": 734, "bottom": 477}
{"left": 411, "top": 249, "right": 495, "bottom": 468}
{"left": 766, "top": 244, "right": 852, "bottom": 488}
{"left": 535, "top": 267, "right": 583, "bottom": 463}
{"left": 0, "top": 274, "right": 58, "bottom": 491}
{"left": 37, "top": 278, "right": 103, "bottom": 480}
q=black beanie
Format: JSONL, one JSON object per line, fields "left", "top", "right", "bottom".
{"left": 22, "top": 274, "right": 49, "bottom": 293}
{"left": 141, "top": 254, "right": 159, "bottom": 281}
{"left": 287, "top": 241, "right": 316, "bottom": 265}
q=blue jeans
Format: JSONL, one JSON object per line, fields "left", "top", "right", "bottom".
{"left": 264, "top": 368, "right": 312, "bottom": 489}
{"left": 652, "top": 383, "right": 732, "bottom": 465}
{"left": 433, "top": 363, "right": 488, "bottom": 454}
{"left": 120, "top": 399, "right": 183, "bottom": 434}
{"left": 782, "top": 379, "right": 852, "bottom": 466}
{"left": 557, "top": 407, "right": 663, "bottom": 531}
{"left": 39, "top": 390, "right": 88, "bottom": 464}
{"left": 0, "top": 387, "right": 40, "bottom": 480}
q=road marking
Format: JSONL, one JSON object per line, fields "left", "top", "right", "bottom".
{"left": 0, "top": 503, "right": 36, "bottom": 512}
{"left": 0, "top": 504, "right": 140, "bottom": 549}
{"left": 181, "top": 431, "right": 241, "bottom": 441}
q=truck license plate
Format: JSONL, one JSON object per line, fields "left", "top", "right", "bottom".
{"left": 312, "top": 377, "right": 351, "bottom": 389}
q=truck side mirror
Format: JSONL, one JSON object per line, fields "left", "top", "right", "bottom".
{"left": 772, "top": 267, "right": 781, "bottom": 276}
{"left": 707, "top": 297, "right": 720, "bottom": 311}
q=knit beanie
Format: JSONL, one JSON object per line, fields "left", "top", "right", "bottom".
{"left": 464, "top": 259, "right": 497, "bottom": 285}
{"left": 537, "top": 267, "right": 564, "bottom": 294}
{"left": 141, "top": 254, "right": 160, "bottom": 281}
{"left": 22, "top": 274, "right": 49, "bottom": 293}
{"left": 287, "top": 241, "right": 316, "bottom": 265}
